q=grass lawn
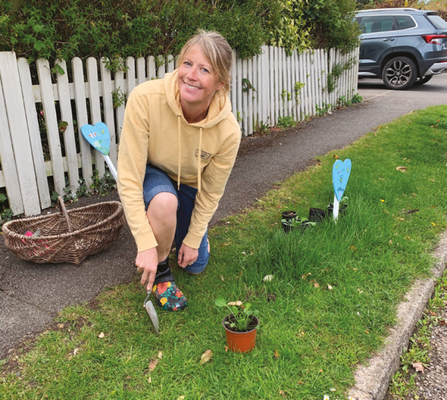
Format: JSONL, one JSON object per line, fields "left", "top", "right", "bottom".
{"left": 1, "top": 106, "right": 446, "bottom": 400}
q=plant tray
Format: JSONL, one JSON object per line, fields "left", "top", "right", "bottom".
{"left": 2, "top": 197, "right": 125, "bottom": 264}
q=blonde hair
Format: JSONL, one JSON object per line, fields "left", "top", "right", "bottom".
{"left": 178, "top": 30, "right": 233, "bottom": 95}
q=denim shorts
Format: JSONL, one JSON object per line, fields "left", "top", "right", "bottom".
{"left": 142, "top": 165, "right": 209, "bottom": 274}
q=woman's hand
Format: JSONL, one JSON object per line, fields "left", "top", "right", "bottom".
{"left": 136, "top": 248, "right": 159, "bottom": 291}
{"left": 178, "top": 243, "right": 198, "bottom": 268}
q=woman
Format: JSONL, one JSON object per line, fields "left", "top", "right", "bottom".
{"left": 117, "top": 30, "right": 241, "bottom": 311}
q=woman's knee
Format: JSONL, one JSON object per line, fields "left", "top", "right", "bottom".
{"left": 148, "top": 192, "right": 178, "bottom": 219}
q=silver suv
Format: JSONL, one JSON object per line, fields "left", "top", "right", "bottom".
{"left": 356, "top": 8, "right": 447, "bottom": 89}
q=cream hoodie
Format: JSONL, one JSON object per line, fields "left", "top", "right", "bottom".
{"left": 117, "top": 70, "right": 241, "bottom": 253}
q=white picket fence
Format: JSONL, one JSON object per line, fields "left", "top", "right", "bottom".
{"left": 0, "top": 46, "right": 359, "bottom": 217}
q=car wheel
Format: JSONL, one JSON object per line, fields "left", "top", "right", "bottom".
{"left": 382, "top": 57, "right": 417, "bottom": 90}
{"left": 414, "top": 75, "right": 433, "bottom": 85}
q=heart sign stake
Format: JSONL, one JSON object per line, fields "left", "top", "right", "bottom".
{"left": 81, "top": 122, "right": 117, "bottom": 180}
{"left": 332, "top": 159, "right": 351, "bottom": 221}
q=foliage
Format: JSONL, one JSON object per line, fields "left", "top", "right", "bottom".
{"left": 326, "top": 57, "right": 356, "bottom": 93}
{"left": 389, "top": 272, "right": 447, "bottom": 398}
{"left": 277, "top": 115, "right": 296, "bottom": 128}
{"left": 315, "top": 102, "right": 332, "bottom": 116}
{"left": 0, "top": 191, "right": 13, "bottom": 226}
{"left": 0, "top": 0, "right": 282, "bottom": 65}
{"left": 215, "top": 297, "right": 259, "bottom": 332}
{"left": 271, "top": 0, "right": 360, "bottom": 52}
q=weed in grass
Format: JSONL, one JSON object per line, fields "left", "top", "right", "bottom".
{"left": 1, "top": 106, "right": 446, "bottom": 399}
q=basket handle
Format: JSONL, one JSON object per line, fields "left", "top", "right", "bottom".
{"left": 57, "top": 196, "right": 73, "bottom": 233}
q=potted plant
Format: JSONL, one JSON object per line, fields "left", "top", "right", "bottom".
{"left": 308, "top": 207, "right": 327, "bottom": 222}
{"left": 215, "top": 297, "right": 260, "bottom": 353}
{"left": 281, "top": 216, "right": 301, "bottom": 233}
{"left": 281, "top": 216, "right": 316, "bottom": 233}
{"left": 327, "top": 196, "right": 348, "bottom": 217}
{"left": 281, "top": 210, "right": 297, "bottom": 222}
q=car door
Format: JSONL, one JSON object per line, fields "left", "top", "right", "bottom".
{"left": 358, "top": 15, "right": 397, "bottom": 75}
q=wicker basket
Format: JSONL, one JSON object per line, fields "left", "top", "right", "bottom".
{"left": 3, "top": 196, "right": 125, "bottom": 264}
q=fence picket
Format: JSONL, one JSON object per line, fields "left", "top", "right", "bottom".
{"left": 0, "top": 75, "right": 24, "bottom": 215}
{"left": 17, "top": 58, "right": 51, "bottom": 209}
{"left": 100, "top": 59, "right": 118, "bottom": 167}
{"left": 72, "top": 57, "right": 93, "bottom": 190}
{"left": 56, "top": 59, "right": 80, "bottom": 197}
{"left": 86, "top": 57, "right": 106, "bottom": 176}
{"left": 36, "top": 58, "right": 66, "bottom": 199}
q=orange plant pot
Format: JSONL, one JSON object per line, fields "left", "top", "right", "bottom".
{"left": 222, "top": 314, "right": 259, "bottom": 353}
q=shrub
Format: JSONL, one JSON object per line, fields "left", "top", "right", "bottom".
{"left": 0, "top": 0, "right": 281, "bottom": 65}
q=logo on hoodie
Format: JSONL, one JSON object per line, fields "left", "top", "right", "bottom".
{"left": 195, "top": 149, "right": 211, "bottom": 161}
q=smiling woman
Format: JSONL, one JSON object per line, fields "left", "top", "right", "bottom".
{"left": 117, "top": 30, "right": 241, "bottom": 313}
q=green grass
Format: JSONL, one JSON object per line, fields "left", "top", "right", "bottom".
{"left": 1, "top": 106, "right": 446, "bottom": 399}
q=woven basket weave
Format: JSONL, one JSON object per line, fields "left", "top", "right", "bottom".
{"left": 3, "top": 197, "right": 125, "bottom": 264}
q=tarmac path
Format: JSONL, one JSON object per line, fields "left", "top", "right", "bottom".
{"left": 1, "top": 74, "right": 446, "bottom": 397}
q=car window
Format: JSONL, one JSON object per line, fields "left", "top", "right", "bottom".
{"left": 395, "top": 16, "right": 416, "bottom": 30}
{"left": 427, "top": 15, "right": 447, "bottom": 29}
{"left": 359, "top": 16, "right": 395, "bottom": 33}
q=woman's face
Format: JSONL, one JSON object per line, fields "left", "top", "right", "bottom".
{"left": 178, "top": 45, "right": 223, "bottom": 114}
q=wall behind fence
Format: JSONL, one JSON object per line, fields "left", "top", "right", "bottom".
{"left": 0, "top": 47, "right": 359, "bottom": 217}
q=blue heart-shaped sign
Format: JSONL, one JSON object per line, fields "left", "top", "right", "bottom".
{"left": 332, "top": 159, "right": 351, "bottom": 202}
{"left": 81, "top": 122, "right": 110, "bottom": 156}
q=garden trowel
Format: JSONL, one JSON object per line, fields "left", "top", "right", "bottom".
{"left": 144, "top": 292, "right": 159, "bottom": 334}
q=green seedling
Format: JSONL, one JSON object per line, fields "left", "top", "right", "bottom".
{"left": 215, "top": 297, "right": 259, "bottom": 332}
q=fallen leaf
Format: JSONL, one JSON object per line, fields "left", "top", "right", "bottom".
{"left": 334, "top": 154, "right": 339, "bottom": 159}
{"left": 274, "top": 349, "right": 280, "bottom": 358}
{"left": 227, "top": 301, "right": 242, "bottom": 306}
{"left": 98, "top": 332, "right": 105, "bottom": 339}
{"left": 349, "top": 245, "right": 357, "bottom": 252}
{"left": 149, "top": 359, "right": 159, "bottom": 372}
{"left": 222, "top": 242, "right": 232, "bottom": 246}
{"left": 158, "top": 351, "right": 163, "bottom": 359}
{"left": 302, "top": 273, "right": 311, "bottom": 280}
{"left": 398, "top": 218, "right": 405, "bottom": 221}
{"left": 263, "top": 274, "right": 274, "bottom": 282}
{"left": 298, "top": 381, "right": 304, "bottom": 384}
{"left": 57, "top": 323, "right": 64, "bottom": 329}
{"left": 413, "top": 362, "right": 425, "bottom": 374}
{"left": 279, "top": 390, "right": 287, "bottom": 398}
{"left": 148, "top": 377, "right": 152, "bottom": 383}
{"left": 177, "top": 396, "right": 185, "bottom": 400}
{"left": 200, "top": 350, "right": 213, "bottom": 365}
{"left": 73, "top": 348, "right": 79, "bottom": 355}
{"left": 224, "top": 346, "right": 228, "bottom": 352}
{"left": 396, "top": 166, "right": 407, "bottom": 172}
{"left": 327, "top": 284, "right": 333, "bottom": 290}
{"left": 405, "top": 209, "right": 419, "bottom": 215}
{"left": 220, "top": 275, "right": 225, "bottom": 281}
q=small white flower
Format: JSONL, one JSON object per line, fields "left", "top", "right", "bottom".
{"left": 330, "top": 388, "right": 336, "bottom": 392}
{"left": 263, "top": 274, "right": 274, "bottom": 282}
{"left": 324, "top": 396, "right": 330, "bottom": 400}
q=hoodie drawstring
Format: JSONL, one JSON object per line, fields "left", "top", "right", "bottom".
{"left": 177, "top": 116, "right": 181, "bottom": 190}
{"left": 197, "top": 127, "right": 202, "bottom": 193}
{"left": 177, "top": 115, "right": 202, "bottom": 193}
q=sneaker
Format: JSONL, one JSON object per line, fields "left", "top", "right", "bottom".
{"left": 152, "top": 280, "right": 187, "bottom": 311}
